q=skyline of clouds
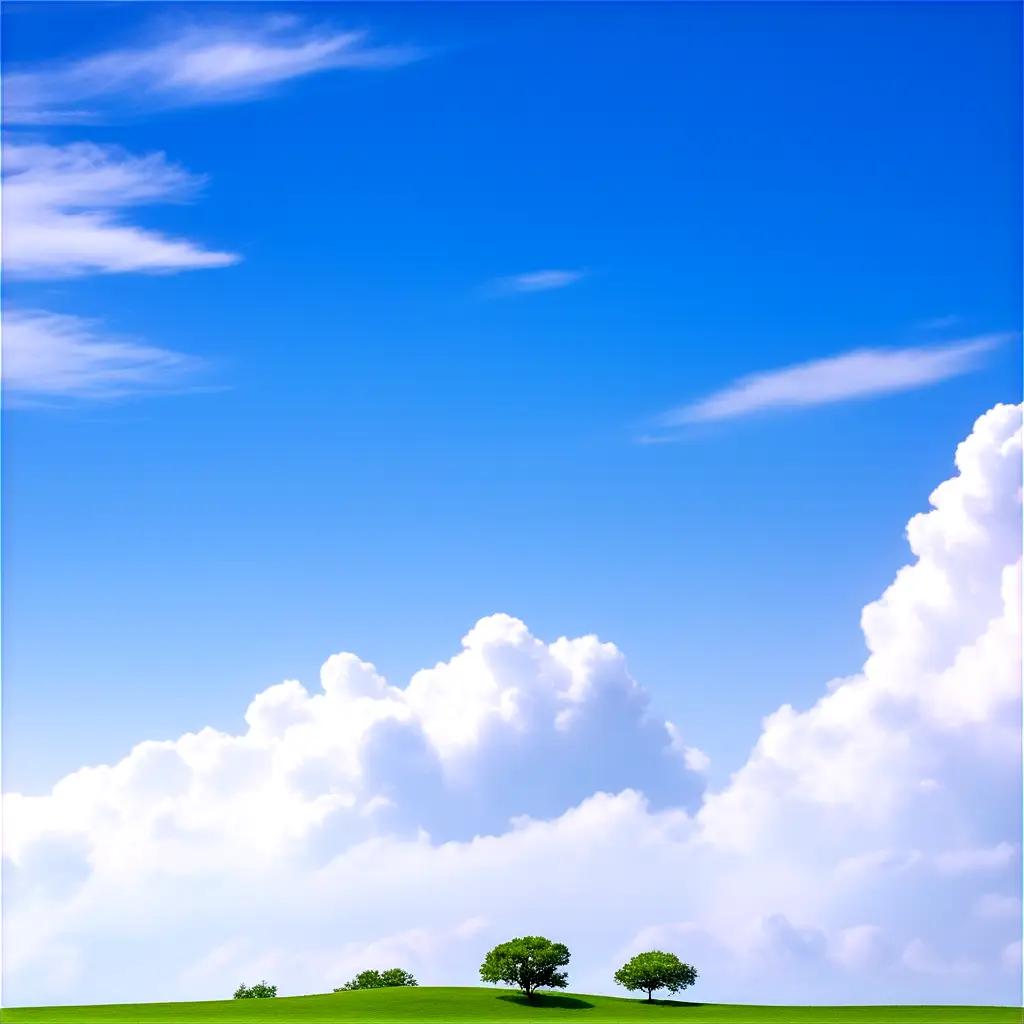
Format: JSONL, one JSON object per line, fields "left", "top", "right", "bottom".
{"left": 4, "top": 402, "right": 1020, "bottom": 1007}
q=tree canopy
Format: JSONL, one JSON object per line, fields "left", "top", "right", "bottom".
{"left": 613, "top": 951, "right": 697, "bottom": 1001}
{"left": 232, "top": 981, "right": 277, "bottom": 999}
{"left": 335, "top": 967, "right": 418, "bottom": 991}
{"left": 479, "top": 936, "right": 570, "bottom": 1000}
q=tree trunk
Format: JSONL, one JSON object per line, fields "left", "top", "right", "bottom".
{"left": 648, "top": 990, "right": 653, "bottom": 1001}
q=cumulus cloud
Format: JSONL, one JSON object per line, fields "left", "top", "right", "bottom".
{"left": 699, "top": 402, "right": 1021, "bottom": 847}
{"left": 662, "top": 338, "right": 1004, "bottom": 425}
{"left": 2, "top": 309, "right": 204, "bottom": 401}
{"left": 1, "top": 140, "right": 238, "bottom": 279}
{"left": 487, "top": 269, "right": 587, "bottom": 295}
{"left": 2, "top": 17, "right": 420, "bottom": 124}
{"left": 3, "top": 404, "right": 1020, "bottom": 1007}
{"left": 4, "top": 617, "right": 702, "bottom": 871}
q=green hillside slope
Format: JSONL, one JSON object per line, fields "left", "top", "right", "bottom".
{"left": 2, "top": 986, "right": 1018, "bottom": 1024}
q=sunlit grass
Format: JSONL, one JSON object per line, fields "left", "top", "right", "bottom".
{"left": 3, "top": 986, "right": 1018, "bottom": 1023}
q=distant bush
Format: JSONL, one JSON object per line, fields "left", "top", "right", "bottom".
{"left": 233, "top": 981, "right": 277, "bottom": 999}
{"left": 614, "top": 951, "right": 697, "bottom": 1001}
{"left": 335, "top": 967, "right": 418, "bottom": 991}
{"left": 479, "top": 936, "right": 570, "bottom": 1000}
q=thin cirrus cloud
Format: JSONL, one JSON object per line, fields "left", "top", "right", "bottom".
{"left": 488, "top": 268, "right": 587, "bottom": 295}
{"left": 2, "top": 140, "right": 239, "bottom": 279}
{"left": 660, "top": 336, "right": 1004, "bottom": 428}
{"left": 2, "top": 17, "right": 422, "bottom": 124}
{"left": 1, "top": 309, "right": 205, "bottom": 402}
{"left": 2, "top": 17, "right": 419, "bottom": 401}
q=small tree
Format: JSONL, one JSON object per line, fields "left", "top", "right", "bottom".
{"left": 380, "top": 968, "right": 418, "bottom": 988}
{"left": 335, "top": 967, "right": 418, "bottom": 992}
{"left": 614, "top": 951, "right": 697, "bottom": 1002}
{"left": 479, "top": 936, "right": 570, "bottom": 1001}
{"left": 233, "top": 980, "right": 277, "bottom": 999}
{"left": 337, "top": 969, "right": 383, "bottom": 991}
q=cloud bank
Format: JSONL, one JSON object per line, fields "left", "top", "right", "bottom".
{"left": 665, "top": 339, "right": 1002, "bottom": 425}
{"left": 3, "top": 403, "right": 1021, "bottom": 1007}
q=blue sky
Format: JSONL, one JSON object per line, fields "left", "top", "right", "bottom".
{"left": 1, "top": 3, "right": 1022, "bottom": 1007}
{"left": 3, "top": 2, "right": 1019, "bottom": 791}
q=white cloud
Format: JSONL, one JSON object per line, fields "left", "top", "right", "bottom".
{"left": 488, "top": 269, "right": 586, "bottom": 295}
{"left": 665, "top": 721, "right": 711, "bottom": 772}
{"left": 830, "top": 925, "right": 889, "bottom": 971}
{"left": 934, "top": 844, "right": 1018, "bottom": 876}
{"left": 2, "top": 141, "right": 238, "bottom": 279}
{"left": 698, "top": 402, "right": 1022, "bottom": 850}
{"left": 973, "top": 894, "right": 1021, "bottom": 921}
{"left": 1002, "top": 940, "right": 1023, "bottom": 971}
{"left": 2, "top": 18, "right": 420, "bottom": 124}
{"left": 917, "top": 315, "right": 962, "bottom": 332}
{"left": 1, "top": 19, "right": 419, "bottom": 405}
{"left": 2, "top": 404, "right": 1020, "bottom": 1007}
{"left": 2, "top": 309, "right": 203, "bottom": 401}
{"left": 663, "top": 338, "right": 1003, "bottom": 425}
{"left": 901, "top": 939, "right": 981, "bottom": 978}
{"left": 3, "top": 613, "right": 703, "bottom": 871}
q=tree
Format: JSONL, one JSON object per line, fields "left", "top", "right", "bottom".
{"left": 336, "top": 970, "right": 384, "bottom": 992}
{"left": 614, "top": 951, "right": 697, "bottom": 1002}
{"left": 380, "top": 968, "right": 418, "bottom": 988}
{"left": 232, "top": 981, "right": 277, "bottom": 999}
{"left": 334, "top": 967, "right": 418, "bottom": 992}
{"left": 479, "top": 936, "right": 570, "bottom": 1000}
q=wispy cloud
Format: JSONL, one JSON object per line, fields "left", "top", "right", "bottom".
{"left": 2, "top": 308, "right": 205, "bottom": 401}
{"left": 2, "top": 140, "right": 239, "bottom": 279}
{"left": 917, "top": 314, "right": 962, "bottom": 332}
{"left": 2, "top": 18, "right": 421, "bottom": 124}
{"left": 657, "top": 337, "right": 1003, "bottom": 428}
{"left": 2, "top": 16, "right": 419, "bottom": 408}
{"left": 487, "top": 269, "right": 587, "bottom": 296}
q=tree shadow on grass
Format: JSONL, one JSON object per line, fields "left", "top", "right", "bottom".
{"left": 497, "top": 993, "right": 595, "bottom": 1010}
{"left": 644, "top": 999, "right": 705, "bottom": 1008}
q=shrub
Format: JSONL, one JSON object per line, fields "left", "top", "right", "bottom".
{"left": 380, "top": 968, "right": 418, "bottom": 988}
{"left": 334, "top": 967, "right": 418, "bottom": 991}
{"left": 233, "top": 981, "right": 277, "bottom": 999}
{"left": 479, "top": 936, "right": 570, "bottom": 1000}
{"left": 614, "top": 951, "right": 697, "bottom": 1001}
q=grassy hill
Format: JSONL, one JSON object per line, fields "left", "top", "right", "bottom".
{"left": 1, "top": 987, "right": 1018, "bottom": 1024}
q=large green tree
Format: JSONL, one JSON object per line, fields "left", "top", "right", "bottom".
{"left": 613, "top": 951, "right": 697, "bottom": 1001}
{"left": 479, "top": 936, "right": 570, "bottom": 1000}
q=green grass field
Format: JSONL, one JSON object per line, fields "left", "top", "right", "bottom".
{"left": 2, "top": 987, "right": 1019, "bottom": 1024}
